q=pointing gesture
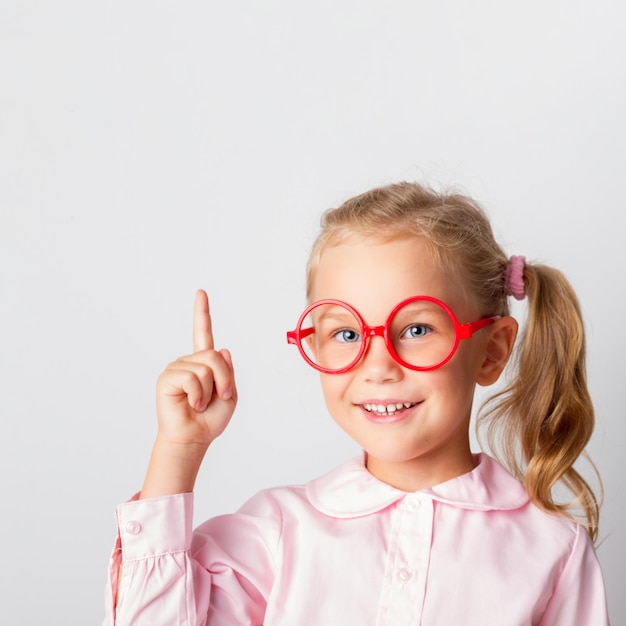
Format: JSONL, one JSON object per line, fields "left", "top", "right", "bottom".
{"left": 155, "top": 290, "right": 238, "bottom": 448}
{"left": 142, "top": 290, "right": 238, "bottom": 499}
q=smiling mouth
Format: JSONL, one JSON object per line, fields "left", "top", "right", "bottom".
{"left": 362, "top": 402, "right": 417, "bottom": 417}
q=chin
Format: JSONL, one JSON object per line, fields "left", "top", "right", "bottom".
{"left": 364, "top": 446, "right": 426, "bottom": 465}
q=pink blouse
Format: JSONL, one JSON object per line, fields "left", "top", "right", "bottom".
{"left": 104, "top": 454, "right": 608, "bottom": 625}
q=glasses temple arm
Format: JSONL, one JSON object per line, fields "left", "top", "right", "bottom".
{"left": 286, "top": 327, "right": 314, "bottom": 344}
{"left": 460, "top": 316, "right": 500, "bottom": 339}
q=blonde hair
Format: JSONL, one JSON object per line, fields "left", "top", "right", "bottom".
{"left": 306, "top": 181, "right": 601, "bottom": 542}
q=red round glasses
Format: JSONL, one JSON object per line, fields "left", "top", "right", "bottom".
{"left": 286, "top": 295, "right": 499, "bottom": 374}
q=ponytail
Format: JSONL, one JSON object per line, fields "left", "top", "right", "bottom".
{"left": 479, "top": 263, "right": 601, "bottom": 542}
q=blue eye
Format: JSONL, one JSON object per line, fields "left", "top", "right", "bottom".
{"left": 402, "top": 324, "right": 432, "bottom": 339}
{"left": 333, "top": 329, "right": 361, "bottom": 343}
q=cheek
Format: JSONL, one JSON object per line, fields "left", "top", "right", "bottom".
{"left": 318, "top": 374, "right": 350, "bottom": 410}
{"left": 449, "top": 341, "right": 485, "bottom": 381}
{"left": 319, "top": 375, "right": 340, "bottom": 399}
{"left": 429, "top": 354, "right": 482, "bottom": 399}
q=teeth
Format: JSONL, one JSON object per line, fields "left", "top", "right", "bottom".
{"left": 363, "top": 402, "right": 415, "bottom": 415}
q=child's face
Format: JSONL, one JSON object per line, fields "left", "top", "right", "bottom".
{"left": 310, "top": 236, "right": 491, "bottom": 489}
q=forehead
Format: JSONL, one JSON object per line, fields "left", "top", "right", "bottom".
{"left": 311, "top": 236, "right": 472, "bottom": 319}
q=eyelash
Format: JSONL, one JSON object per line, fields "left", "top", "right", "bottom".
{"left": 400, "top": 324, "right": 433, "bottom": 339}
{"left": 332, "top": 328, "right": 361, "bottom": 343}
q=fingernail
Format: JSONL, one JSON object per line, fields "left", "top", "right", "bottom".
{"left": 222, "top": 388, "right": 232, "bottom": 400}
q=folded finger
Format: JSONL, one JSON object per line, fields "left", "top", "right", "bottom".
{"left": 167, "top": 360, "right": 216, "bottom": 410}
{"left": 160, "top": 367, "right": 207, "bottom": 412}
{"left": 175, "top": 349, "right": 234, "bottom": 403}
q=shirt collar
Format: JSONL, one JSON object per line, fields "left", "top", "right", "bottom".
{"left": 305, "top": 453, "right": 529, "bottom": 518}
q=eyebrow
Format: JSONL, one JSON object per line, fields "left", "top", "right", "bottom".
{"left": 313, "top": 308, "right": 358, "bottom": 324}
{"left": 393, "top": 303, "right": 448, "bottom": 316}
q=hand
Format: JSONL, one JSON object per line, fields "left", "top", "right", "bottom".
{"left": 155, "top": 290, "right": 238, "bottom": 449}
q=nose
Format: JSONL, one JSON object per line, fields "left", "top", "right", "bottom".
{"left": 359, "top": 332, "right": 403, "bottom": 382}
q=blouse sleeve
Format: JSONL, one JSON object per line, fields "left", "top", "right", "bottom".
{"left": 538, "top": 524, "right": 610, "bottom": 626}
{"left": 103, "top": 491, "right": 281, "bottom": 626}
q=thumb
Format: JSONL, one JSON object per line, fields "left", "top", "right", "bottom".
{"left": 219, "top": 348, "right": 238, "bottom": 402}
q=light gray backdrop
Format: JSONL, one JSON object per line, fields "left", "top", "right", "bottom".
{"left": 1, "top": 1, "right": 624, "bottom": 623}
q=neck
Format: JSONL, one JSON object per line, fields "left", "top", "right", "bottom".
{"left": 365, "top": 445, "right": 476, "bottom": 492}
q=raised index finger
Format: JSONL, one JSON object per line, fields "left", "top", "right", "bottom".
{"left": 193, "top": 289, "right": 214, "bottom": 353}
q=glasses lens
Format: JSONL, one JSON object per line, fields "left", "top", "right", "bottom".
{"left": 298, "top": 302, "right": 363, "bottom": 372}
{"left": 388, "top": 299, "right": 456, "bottom": 369}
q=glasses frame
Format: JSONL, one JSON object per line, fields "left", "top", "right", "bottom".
{"left": 286, "top": 295, "right": 499, "bottom": 374}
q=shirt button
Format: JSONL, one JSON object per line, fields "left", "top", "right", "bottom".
{"left": 398, "top": 567, "right": 414, "bottom": 583}
{"left": 405, "top": 496, "right": 421, "bottom": 510}
{"left": 125, "top": 521, "right": 142, "bottom": 535}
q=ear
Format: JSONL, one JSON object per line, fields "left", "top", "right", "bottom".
{"left": 476, "top": 316, "right": 518, "bottom": 386}
{"left": 305, "top": 335, "right": 317, "bottom": 357}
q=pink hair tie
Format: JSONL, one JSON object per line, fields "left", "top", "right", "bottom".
{"left": 504, "top": 255, "right": 526, "bottom": 300}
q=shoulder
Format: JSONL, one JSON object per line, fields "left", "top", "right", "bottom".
{"left": 425, "top": 454, "right": 586, "bottom": 558}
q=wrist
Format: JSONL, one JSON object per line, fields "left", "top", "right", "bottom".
{"left": 140, "top": 437, "right": 210, "bottom": 499}
{"left": 153, "top": 433, "right": 210, "bottom": 461}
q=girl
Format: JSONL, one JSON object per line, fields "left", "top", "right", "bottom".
{"left": 104, "top": 182, "right": 608, "bottom": 625}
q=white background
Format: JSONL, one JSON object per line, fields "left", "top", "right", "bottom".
{"left": 1, "top": 1, "right": 624, "bottom": 623}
